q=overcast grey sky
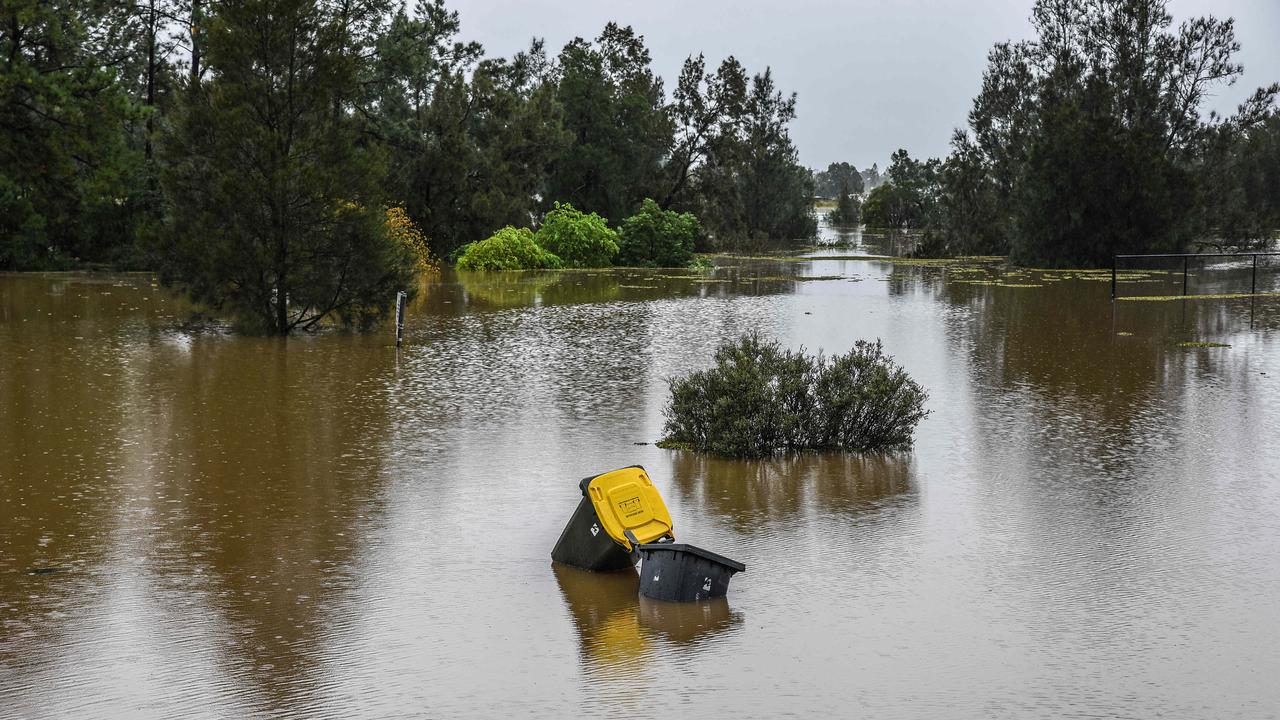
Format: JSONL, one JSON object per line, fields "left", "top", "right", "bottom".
{"left": 446, "top": 0, "right": 1279, "bottom": 170}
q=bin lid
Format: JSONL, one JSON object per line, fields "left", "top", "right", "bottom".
{"left": 581, "top": 466, "right": 674, "bottom": 551}
{"left": 636, "top": 542, "right": 746, "bottom": 573}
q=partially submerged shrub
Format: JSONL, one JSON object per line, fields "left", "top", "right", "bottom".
{"left": 455, "top": 226, "right": 563, "bottom": 271}
{"left": 535, "top": 202, "right": 618, "bottom": 268}
{"left": 617, "top": 198, "right": 703, "bottom": 267}
{"left": 662, "top": 333, "right": 928, "bottom": 458}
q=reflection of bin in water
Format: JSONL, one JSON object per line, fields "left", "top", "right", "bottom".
{"left": 636, "top": 543, "right": 745, "bottom": 602}
{"left": 551, "top": 563, "right": 649, "bottom": 676}
{"left": 551, "top": 466, "right": 675, "bottom": 572}
{"left": 638, "top": 595, "right": 742, "bottom": 645}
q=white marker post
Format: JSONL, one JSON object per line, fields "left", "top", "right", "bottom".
{"left": 394, "top": 290, "right": 406, "bottom": 347}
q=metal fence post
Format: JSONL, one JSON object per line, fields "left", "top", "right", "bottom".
{"left": 1111, "top": 256, "right": 1117, "bottom": 299}
{"left": 1252, "top": 255, "right": 1258, "bottom": 295}
{"left": 1182, "top": 256, "right": 1189, "bottom": 296}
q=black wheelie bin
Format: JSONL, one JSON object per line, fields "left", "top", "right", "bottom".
{"left": 635, "top": 542, "right": 745, "bottom": 602}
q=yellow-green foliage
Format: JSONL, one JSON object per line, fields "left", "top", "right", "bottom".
{"left": 456, "top": 227, "right": 564, "bottom": 271}
{"left": 385, "top": 207, "right": 437, "bottom": 275}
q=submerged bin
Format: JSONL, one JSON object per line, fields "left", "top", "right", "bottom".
{"left": 551, "top": 466, "right": 675, "bottom": 572}
{"left": 636, "top": 543, "right": 745, "bottom": 602}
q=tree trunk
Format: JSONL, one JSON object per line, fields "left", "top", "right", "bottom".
{"left": 145, "top": 0, "right": 156, "bottom": 160}
{"left": 189, "top": 0, "right": 201, "bottom": 86}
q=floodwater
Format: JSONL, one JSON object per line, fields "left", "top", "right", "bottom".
{"left": 3, "top": 228, "right": 1280, "bottom": 719}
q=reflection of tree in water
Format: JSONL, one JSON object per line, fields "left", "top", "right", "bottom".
{"left": 0, "top": 275, "right": 185, "bottom": 662}
{"left": 3, "top": 277, "right": 399, "bottom": 713}
{"left": 451, "top": 265, "right": 805, "bottom": 313}
{"left": 131, "top": 334, "right": 400, "bottom": 711}
{"left": 930, "top": 272, "right": 1270, "bottom": 475}
{"left": 666, "top": 452, "right": 914, "bottom": 529}
{"left": 53, "top": 333, "right": 404, "bottom": 712}
{"left": 456, "top": 270, "right": 574, "bottom": 308}
{"left": 860, "top": 229, "right": 921, "bottom": 257}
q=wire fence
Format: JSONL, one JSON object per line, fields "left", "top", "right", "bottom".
{"left": 1112, "top": 252, "right": 1280, "bottom": 299}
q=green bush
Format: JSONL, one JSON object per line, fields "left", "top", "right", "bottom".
{"left": 535, "top": 202, "right": 618, "bottom": 268}
{"left": 455, "top": 226, "right": 563, "bottom": 271}
{"left": 662, "top": 333, "right": 929, "bottom": 458}
{"left": 616, "top": 199, "right": 703, "bottom": 267}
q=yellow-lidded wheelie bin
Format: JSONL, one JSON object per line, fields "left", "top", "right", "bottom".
{"left": 551, "top": 466, "right": 674, "bottom": 572}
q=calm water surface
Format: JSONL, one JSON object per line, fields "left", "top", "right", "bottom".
{"left": 3, "top": 232, "right": 1280, "bottom": 718}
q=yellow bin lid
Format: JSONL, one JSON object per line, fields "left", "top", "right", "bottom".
{"left": 581, "top": 466, "right": 674, "bottom": 551}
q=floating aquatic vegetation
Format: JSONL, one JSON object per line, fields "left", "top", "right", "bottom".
{"left": 1116, "top": 331, "right": 1134, "bottom": 336}
{"left": 618, "top": 284, "right": 659, "bottom": 289}
{"left": 710, "top": 253, "right": 812, "bottom": 262}
{"left": 1118, "top": 291, "right": 1280, "bottom": 302}
{"left": 1178, "top": 341, "right": 1231, "bottom": 348}
{"left": 996, "top": 283, "right": 1044, "bottom": 288}
{"left": 744, "top": 275, "right": 849, "bottom": 282}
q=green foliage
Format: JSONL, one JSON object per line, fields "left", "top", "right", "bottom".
{"left": 1199, "top": 108, "right": 1280, "bottom": 248}
{"left": 534, "top": 202, "right": 618, "bottom": 267}
{"left": 547, "top": 23, "right": 671, "bottom": 223}
{"left": 663, "top": 54, "right": 747, "bottom": 208}
{"left": 455, "top": 226, "right": 563, "bottom": 271}
{"left": 826, "top": 179, "right": 861, "bottom": 226}
{"left": 923, "top": 135, "right": 1009, "bottom": 256}
{"left": 936, "top": 0, "right": 1279, "bottom": 266}
{"left": 863, "top": 150, "right": 942, "bottom": 231}
{"left": 0, "top": 0, "right": 145, "bottom": 269}
{"left": 813, "top": 162, "right": 863, "bottom": 198}
{"left": 160, "top": 0, "right": 417, "bottom": 335}
{"left": 1008, "top": 81, "right": 1193, "bottom": 266}
{"left": 616, "top": 199, "right": 702, "bottom": 267}
{"left": 367, "top": 2, "right": 568, "bottom": 259}
{"left": 5, "top": 0, "right": 826, "bottom": 278}
{"left": 662, "top": 333, "right": 929, "bottom": 458}
{"left": 694, "top": 70, "right": 818, "bottom": 248}
{"left": 862, "top": 184, "right": 912, "bottom": 229}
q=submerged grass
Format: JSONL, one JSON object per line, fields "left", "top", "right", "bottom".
{"left": 745, "top": 274, "right": 851, "bottom": 282}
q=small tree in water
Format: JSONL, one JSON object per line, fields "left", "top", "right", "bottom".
{"left": 827, "top": 179, "right": 861, "bottom": 226}
{"left": 662, "top": 333, "right": 928, "bottom": 458}
{"left": 160, "top": 0, "right": 417, "bottom": 334}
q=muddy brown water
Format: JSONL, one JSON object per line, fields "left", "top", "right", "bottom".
{"left": 3, "top": 238, "right": 1280, "bottom": 718}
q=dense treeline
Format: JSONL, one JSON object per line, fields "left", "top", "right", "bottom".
{"left": 1, "top": 0, "right": 816, "bottom": 330}
{"left": 857, "top": 0, "right": 1280, "bottom": 266}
